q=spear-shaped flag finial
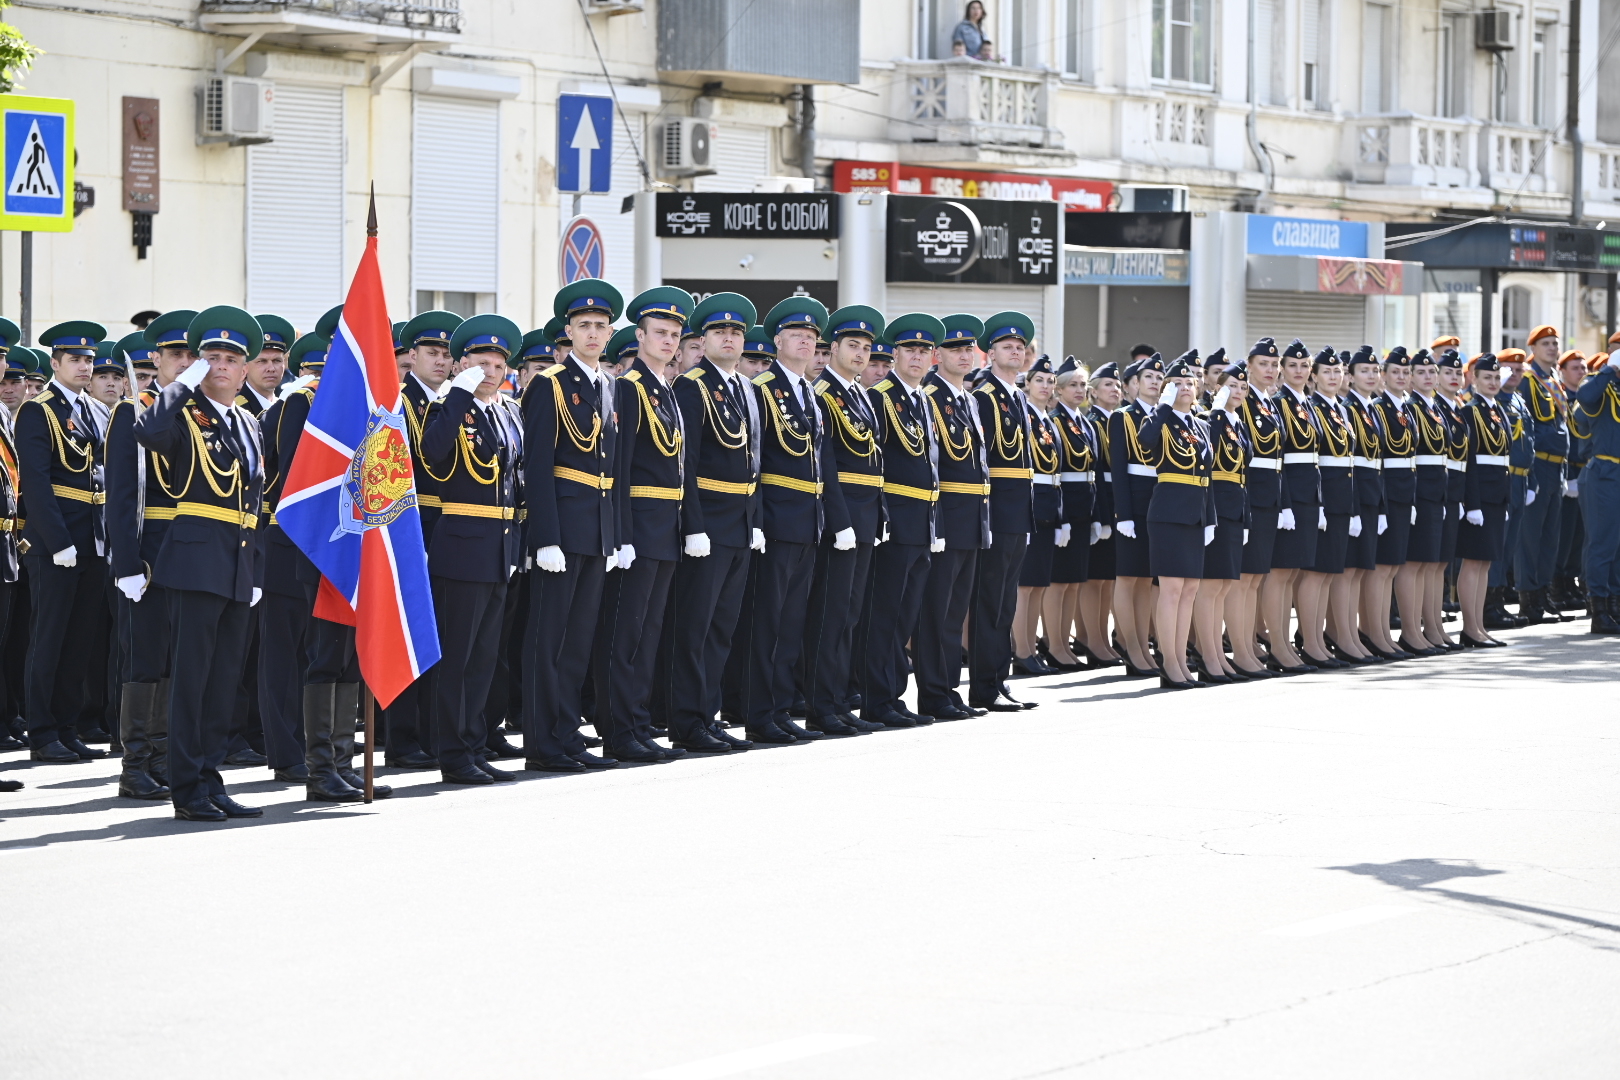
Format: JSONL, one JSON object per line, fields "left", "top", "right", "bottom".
{"left": 367, "top": 182, "right": 378, "bottom": 238}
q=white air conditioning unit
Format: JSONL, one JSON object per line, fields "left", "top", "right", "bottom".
{"left": 753, "top": 176, "right": 814, "bottom": 193}
{"left": 584, "top": 0, "right": 644, "bottom": 13}
{"left": 1476, "top": 11, "right": 1514, "bottom": 52}
{"left": 197, "top": 75, "right": 274, "bottom": 146}
{"left": 1113, "top": 184, "right": 1189, "bottom": 212}
{"left": 660, "top": 117, "right": 717, "bottom": 177}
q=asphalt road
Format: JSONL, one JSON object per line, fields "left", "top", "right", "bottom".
{"left": 2, "top": 619, "right": 1616, "bottom": 1080}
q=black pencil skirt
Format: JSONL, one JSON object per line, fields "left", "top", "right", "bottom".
{"left": 1408, "top": 497, "right": 1445, "bottom": 563}
{"left": 1347, "top": 508, "right": 1380, "bottom": 570}
{"left": 1456, "top": 503, "right": 1507, "bottom": 562}
{"left": 1149, "top": 520, "right": 1206, "bottom": 579}
{"left": 1018, "top": 527, "right": 1055, "bottom": 587}
{"left": 1270, "top": 508, "right": 1320, "bottom": 569}
{"left": 1051, "top": 529, "right": 1090, "bottom": 583}
{"left": 1088, "top": 531, "right": 1116, "bottom": 580}
{"left": 1376, "top": 501, "right": 1413, "bottom": 566}
{"left": 1307, "top": 513, "right": 1351, "bottom": 574}
{"left": 1240, "top": 507, "right": 1279, "bottom": 575}
{"left": 1201, "top": 518, "right": 1244, "bottom": 580}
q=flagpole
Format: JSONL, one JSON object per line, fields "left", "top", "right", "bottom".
{"left": 361, "top": 181, "right": 380, "bottom": 807}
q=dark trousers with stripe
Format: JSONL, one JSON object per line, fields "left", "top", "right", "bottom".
{"left": 915, "top": 546, "right": 977, "bottom": 713}
{"left": 523, "top": 554, "right": 606, "bottom": 761}
{"left": 24, "top": 555, "right": 105, "bottom": 747}
{"left": 801, "top": 539, "right": 872, "bottom": 722}
{"left": 432, "top": 576, "right": 507, "bottom": 773}
{"left": 968, "top": 531, "right": 1027, "bottom": 703}
{"left": 725, "top": 539, "right": 816, "bottom": 730}
{"left": 257, "top": 587, "right": 312, "bottom": 772}
{"left": 863, "top": 541, "right": 932, "bottom": 716}
{"left": 594, "top": 555, "right": 675, "bottom": 748}
{"left": 1514, "top": 461, "right": 1564, "bottom": 591}
{"left": 482, "top": 570, "right": 529, "bottom": 743}
{"left": 166, "top": 588, "right": 251, "bottom": 807}
{"left": 656, "top": 542, "right": 751, "bottom": 742}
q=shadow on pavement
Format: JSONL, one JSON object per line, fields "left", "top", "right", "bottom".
{"left": 1331, "top": 857, "right": 1620, "bottom": 940}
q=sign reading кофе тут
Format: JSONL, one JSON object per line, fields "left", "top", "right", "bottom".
{"left": 886, "top": 195, "right": 1059, "bottom": 286}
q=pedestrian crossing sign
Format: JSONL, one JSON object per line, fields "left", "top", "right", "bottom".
{"left": 0, "top": 95, "right": 74, "bottom": 232}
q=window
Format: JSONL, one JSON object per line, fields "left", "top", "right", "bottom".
{"left": 1302, "top": 0, "right": 1325, "bottom": 108}
{"left": 1531, "top": 23, "right": 1558, "bottom": 127}
{"left": 1361, "top": 3, "right": 1392, "bottom": 112}
{"left": 919, "top": 0, "right": 959, "bottom": 59}
{"left": 1153, "top": 0, "right": 1212, "bottom": 84}
{"left": 1439, "top": 13, "right": 1470, "bottom": 117}
{"left": 413, "top": 96, "right": 500, "bottom": 310}
{"left": 1008, "top": 0, "right": 1040, "bottom": 67}
{"left": 1501, "top": 284, "right": 1533, "bottom": 349}
{"left": 1063, "top": 0, "right": 1089, "bottom": 78}
{"left": 1254, "top": 0, "right": 1278, "bottom": 105}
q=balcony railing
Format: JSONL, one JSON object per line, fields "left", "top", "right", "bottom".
{"left": 890, "top": 59, "right": 1064, "bottom": 150}
{"left": 198, "top": 0, "right": 463, "bottom": 32}
{"left": 1348, "top": 113, "right": 1481, "bottom": 188}
{"left": 1486, "top": 125, "right": 1553, "bottom": 191}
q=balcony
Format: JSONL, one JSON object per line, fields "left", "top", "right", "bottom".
{"left": 198, "top": 0, "right": 462, "bottom": 49}
{"left": 888, "top": 59, "right": 1073, "bottom": 168}
{"left": 1484, "top": 124, "right": 1555, "bottom": 193}
{"left": 1348, "top": 113, "right": 1481, "bottom": 189}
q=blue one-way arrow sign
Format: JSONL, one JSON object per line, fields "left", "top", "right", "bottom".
{"left": 558, "top": 95, "right": 613, "bottom": 194}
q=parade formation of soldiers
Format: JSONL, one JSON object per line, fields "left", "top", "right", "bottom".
{"left": 1, "top": 284, "right": 1615, "bottom": 817}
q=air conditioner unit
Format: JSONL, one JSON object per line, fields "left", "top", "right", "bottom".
{"left": 1476, "top": 11, "right": 1514, "bottom": 51}
{"left": 1113, "top": 184, "right": 1188, "bottom": 212}
{"left": 197, "top": 75, "right": 274, "bottom": 146}
{"left": 660, "top": 117, "right": 717, "bottom": 177}
{"left": 583, "top": 0, "right": 644, "bottom": 13}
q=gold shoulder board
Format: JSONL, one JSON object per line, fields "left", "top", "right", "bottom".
{"left": 873, "top": 379, "right": 893, "bottom": 392}
{"left": 622, "top": 369, "right": 642, "bottom": 383}
{"left": 684, "top": 367, "right": 707, "bottom": 381}
{"left": 752, "top": 371, "right": 775, "bottom": 386}
{"left": 541, "top": 364, "right": 567, "bottom": 378}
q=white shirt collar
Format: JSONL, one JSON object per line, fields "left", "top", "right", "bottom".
{"left": 990, "top": 371, "right": 1020, "bottom": 398}
{"left": 49, "top": 380, "right": 80, "bottom": 406}
{"left": 199, "top": 393, "right": 235, "bottom": 422}
{"left": 246, "top": 384, "right": 276, "bottom": 410}
{"left": 1352, "top": 389, "right": 1378, "bottom": 408}
{"left": 826, "top": 368, "right": 860, "bottom": 395}
{"left": 1282, "top": 383, "right": 1311, "bottom": 403}
{"left": 407, "top": 370, "right": 438, "bottom": 397}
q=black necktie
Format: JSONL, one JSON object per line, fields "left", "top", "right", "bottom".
{"left": 75, "top": 397, "right": 99, "bottom": 446}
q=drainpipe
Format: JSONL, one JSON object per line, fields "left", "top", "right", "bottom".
{"left": 799, "top": 84, "right": 817, "bottom": 185}
{"left": 1247, "top": 0, "right": 1274, "bottom": 207}
{"left": 1568, "top": 0, "right": 1583, "bottom": 225}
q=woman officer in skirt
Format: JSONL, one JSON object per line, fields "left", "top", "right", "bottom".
{"left": 1402, "top": 349, "right": 1452, "bottom": 654}
{"left": 1298, "top": 347, "right": 1360, "bottom": 668}
{"left": 1195, "top": 360, "right": 1256, "bottom": 682}
{"left": 1266, "top": 339, "right": 1325, "bottom": 673}
{"left": 1043, "top": 357, "right": 1099, "bottom": 670}
{"left": 1457, "top": 353, "right": 1513, "bottom": 646}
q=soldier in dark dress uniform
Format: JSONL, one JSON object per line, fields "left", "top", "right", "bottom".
{"left": 1458, "top": 353, "right": 1515, "bottom": 645}
{"left": 655, "top": 294, "right": 761, "bottom": 754}
{"left": 521, "top": 281, "right": 623, "bottom": 772}
{"left": 1226, "top": 340, "right": 1285, "bottom": 676}
{"left": 1514, "top": 325, "right": 1570, "bottom": 623}
{"left": 1108, "top": 352, "right": 1165, "bottom": 676}
{"left": 1339, "top": 345, "right": 1387, "bottom": 663}
{"left": 801, "top": 305, "right": 885, "bottom": 736}
{"left": 1195, "top": 361, "right": 1253, "bottom": 681}
{"left": 1574, "top": 342, "right": 1620, "bottom": 632}
{"left": 1367, "top": 347, "right": 1419, "bottom": 659}
{"left": 1298, "top": 347, "right": 1360, "bottom": 668}
{"left": 133, "top": 308, "right": 267, "bottom": 821}
{"left": 0, "top": 322, "right": 24, "bottom": 761}
{"left": 1044, "top": 356, "right": 1097, "bottom": 671}
{"left": 1078, "top": 362, "right": 1123, "bottom": 667}
{"left": 1012, "top": 354, "right": 1063, "bottom": 677}
{"left": 1435, "top": 347, "right": 1472, "bottom": 644}
{"left": 1401, "top": 349, "right": 1452, "bottom": 654}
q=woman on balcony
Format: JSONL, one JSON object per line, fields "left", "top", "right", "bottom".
{"left": 952, "top": 1, "right": 987, "bottom": 58}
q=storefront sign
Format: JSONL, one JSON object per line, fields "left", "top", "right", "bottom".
{"left": 835, "top": 159, "right": 1110, "bottom": 212}
{"left": 1388, "top": 222, "right": 1620, "bottom": 272}
{"left": 886, "top": 195, "right": 1059, "bottom": 286}
{"left": 1246, "top": 215, "right": 1368, "bottom": 258}
{"left": 655, "top": 192, "right": 838, "bottom": 239}
{"left": 1317, "top": 257, "right": 1404, "bottom": 294}
{"left": 1066, "top": 212, "right": 1190, "bottom": 250}
{"left": 1064, "top": 247, "right": 1189, "bottom": 286}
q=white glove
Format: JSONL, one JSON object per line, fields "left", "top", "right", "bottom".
{"left": 278, "top": 373, "right": 317, "bottom": 400}
{"left": 1212, "top": 385, "right": 1232, "bottom": 413}
{"left": 1117, "top": 520, "right": 1136, "bottom": 539}
{"left": 177, "top": 358, "right": 211, "bottom": 389}
{"left": 1377, "top": 514, "right": 1388, "bottom": 535}
{"left": 1278, "top": 509, "right": 1296, "bottom": 531}
{"left": 1566, "top": 479, "right": 1580, "bottom": 498}
{"left": 1243, "top": 529, "right": 1250, "bottom": 544}
{"left": 115, "top": 574, "right": 146, "bottom": 602}
{"left": 1088, "top": 522, "right": 1101, "bottom": 545}
{"left": 1348, "top": 515, "right": 1362, "bottom": 538}
{"left": 535, "top": 545, "right": 567, "bottom": 573}
{"left": 1317, "top": 508, "right": 1328, "bottom": 531}
{"left": 1203, "top": 524, "right": 1216, "bottom": 546}
{"left": 617, "top": 544, "right": 636, "bottom": 570}
{"left": 52, "top": 545, "right": 76, "bottom": 567}
{"left": 1465, "top": 509, "right": 1484, "bottom": 526}
{"left": 751, "top": 528, "right": 766, "bottom": 553}
{"left": 877, "top": 525, "right": 888, "bottom": 545}
{"left": 1559, "top": 477, "right": 1569, "bottom": 498}
{"left": 1096, "top": 524, "right": 1111, "bottom": 541}
{"left": 446, "top": 365, "right": 486, "bottom": 397}
{"left": 1410, "top": 505, "right": 1417, "bottom": 525}
{"left": 251, "top": 587, "right": 262, "bottom": 607}
{"left": 683, "top": 533, "right": 711, "bottom": 558}
{"left": 1055, "top": 523, "right": 1071, "bottom": 548}
{"left": 930, "top": 537, "right": 946, "bottom": 553}
{"left": 1525, "top": 488, "right": 1537, "bottom": 506}
{"left": 1157, "top": 381, "right": 1178, "bottom": 407}
{"left": 833, "top": 527, "right": 856, "bottom": 551}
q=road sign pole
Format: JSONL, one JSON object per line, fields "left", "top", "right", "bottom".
{"left": 19, "top": 230, "right": 31, "bottom": 345}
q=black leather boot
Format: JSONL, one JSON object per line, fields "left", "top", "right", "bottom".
{"left": 1592, "top": 596, "right": 1620, "bottom": 635}
{"left": 147, "top": 677, "right": 171, "bottom": 787}
{"left": 116, "top": 682, "right": 169, "bottom": 801}
{"left": 1517, "top": 588, "right": 1547, "bottom": 624}
{"left": 305, "top": 684, "right": 362, "bottom": 802}
{"left": 333, "top": 682, "right": 390, "bottom": 798}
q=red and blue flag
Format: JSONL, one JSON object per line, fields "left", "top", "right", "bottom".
{"left": 275, "top": 233, "right": 439, "bottom": 707}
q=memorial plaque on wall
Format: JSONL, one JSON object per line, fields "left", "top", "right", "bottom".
{"left": 122, "top": 96, "right": 159, "bottom": 213}
{"left": 885, "top": 194, "right": 1059, "bottom": 286}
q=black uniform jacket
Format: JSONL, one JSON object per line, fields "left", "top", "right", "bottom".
{"left": 1238, "top": 392, "right": 1285, "bottom": 511}
{"left": 521, "top": 353, "right": 619, "bottom": 558}
{"left": 133, "top": 382, "right": 262, "bottom": 603}
{"left": 0, "top": 414, "right": 21, "bottom": 582}
{"left": 422, "top": 386, "right": 523, "bottom": 582}
{"left": 16, "top": 381, "right": 104, "bottom": 559}
{"left": 1464, "top": 395, "right": 1512, "bottom": 510}
{"left": 1027, "top": 406, "right": 1063, "bottom": 531}
{"left": 1109, "top": 400, "right": 1158, "bottom": 526}
{"left": 400, "top": 373, "right": 442, "bottom": 539}
{"left": 924, "top": 372, "right": 988, "bottom": 550}
{"left": 673, "top": 356, "right": 759, "bottom": 549}
{"left": 1207, "top": 408, "right": 1251, "bottom": 524}
{"left": 1409, "top": 392, "right": 1451, "bottom": 503}
{"left": 753, "top": 360, "right": 842, "bottom": 545}
{"left": 1088, "top": 405, "right": 1116, "bottom": 527}
{"left": 258, "top": 385, "right": 324, "bottom": 601}
{"left": 972, "top": 373, "right": 1035, "bottom": 533}
{"left": 105, "top": 387, "right": 178, "bottom": 581}
{"left": 1054, "top": 402, "right": 1096, "bottom": 530}
{"left": 614, "top": 358, "right": 686, "bottom": 564}
{"left": 1274, "top": 386, "right": 1322, "bottom": 512}
{"left": 815, "top": 370, "right": 883, "bottom": 544}
{"left": 1142, "top": 404, "right": 1214, "bottom": 527}
{"left": 869, "top": 375, "right": 937, "bottom": 546}
{"left": 1374, "top": 391, "right": 1418, "bottom": 504}
{"left": 1344, "top": 392, "right": 1387, "bottom": 517}
{"left": 1310, "top": 392, "right": 1356, "bottom": 516}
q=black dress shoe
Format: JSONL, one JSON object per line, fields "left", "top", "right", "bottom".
{"left": 648, "top": 740, "right": 687, "bottom": 760}
{"left": 0, "top": 733, "right": 24, "bottom": 752}
{"left": 897, "top": 706, "right": 936, "bottom": 726}
{"left": 117, "top": 771, "right": 170, "bottom": 800}
{"left": 174, "top": 796, "right": 227, "bottom": 822}
{"left": 745, "top": 723, "right": 802, "bottom": 745}
{"left": 968, "top": 694, "right": 1022, "bottom": 713}
{"left": 61, "top": 736, "right": 108, "bottom": 760}
{"left": 1158, "top": 675, "right": 1198, "bottom": 690}
{"left": 957, "top": 702, "right": 989, "bottom": 716}
{"left": 443, "top": 766, "right": 495, "bottom": 784}
{"left": 582, "top": 734, "right": 604, "bottom": 748}
{"left": 605, "top": 741, "right": 664, "bottom": 763}
{"left": 839, "top": 711, "right": 886, "bottom": 733}
{"left": 997, "top": 687, "right": 1039, "bottom": 709}
{"left": 211, "top": 793, "right": 263, "bottom": 818}
{"left": 776, "top": 717, "right": 823, "bottom": 741}
{"left": 710, "top": 725, "right": 753, "bottom": 750}
{"left": 1195, "top": 667, "right": 1232, "bottom": 685}
{"left": 77, "top": 726, "right": 112, "bottom": 744}
{"left": 1011, "top": 655, "right": 1052, "bottom": 678}
{"left": 476, "top": 759, "right": 516, "bottom": 782}
{"left": 30, "top": 740, "right": 85, "bottom": 763}
{"left": 1303, "top": 654, "right": 1348, "bottom": 669}
{"left": 0, "top": 778, "right": 22, "bottom": 791}
{"left": 866, "top": 710, "right": 916, "bottom": 729}
{"left": 807, "top": 715, "right": 863, "bottom": 737}
{"left": 1397, "top": 640, "right": 1442, "bottom": 657}
{"left": 222, "top": 747, "right": 267, "bottom": 767}
{"left": 672, "top": 730, "right": 732, "bottom": 754}
{"left": 571, "top": 751, "right": 619, "bottom": 770}
{"left": 273, "top": 764, "right": 311, "bottom": 783}
{"left": 1460, "top": 632, "right": 1505, "bottom": 648}
{"left": 386, "top": 749, "right": 437, "bottom": 769}
{"left": 525, "top": 756, "right": 584, "bottom": 773}
{"left": 484, "top": 738, "right": 524, "bottom": 760}
{"left": 931, "top": 705, "right": 975, "bottom": 721}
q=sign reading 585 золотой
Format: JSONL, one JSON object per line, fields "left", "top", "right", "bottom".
{"left": 0, "top": 95, "right": 74, "bottom": 232}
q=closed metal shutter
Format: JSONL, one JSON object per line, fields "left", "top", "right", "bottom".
{"left": 573, "top": 111, "right": 645, "bottom": 293}
{"left": 1245, "top": 292, "right": 1368, "bottom": 350}
{"left": 413, "top": 96, "right": 499, "bottom": 296}
{"left": 246, "top": 83, "right": 344, "bottom": 331}
{"left": 885, "top": 283, "right": 1055, "bottom": 350}
{"left": 693, "top": 125, "right": 770, "bottom": 193}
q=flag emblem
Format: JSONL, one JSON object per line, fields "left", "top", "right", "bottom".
{"left": 336, "top": 409, "right": 416, "bottom": 535}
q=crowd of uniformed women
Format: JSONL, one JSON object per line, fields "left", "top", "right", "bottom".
{"left": 0, "top": 285, "right": 1614, "bottom": 816}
